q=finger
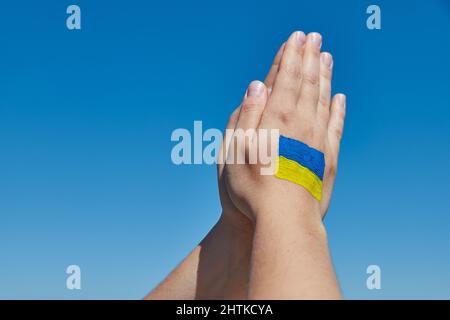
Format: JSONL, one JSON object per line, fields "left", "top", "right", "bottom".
{"left": 235, "top": 80, "right": 268, "bottom": 130}
{"left": 328, "top": 93, "right": 346, "bottom": 156}
{"left": 317, "top": 52, "right": 333, "bottom": 129}
{"left": 320, "top": 94, "right": 346, "bottom": 217}
{"left": 268, "top": 31, "right": 306, "bottom": 113}
{"left": 297, "top": 32, "right": 322, "bottom": 113}
{"left": 218, "top": 106, "right": 241, "bottom": 175}
{"left": 264, "top": 42, "right": 286, "bottom": 91}
{"left": 227, "top": 107, "right": 241, "bottom": 130}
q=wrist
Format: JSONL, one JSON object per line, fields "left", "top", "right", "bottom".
{"left": 250, "top": 183, "right": 323, "bottom": 228}
{"left": 252, "top": 199, "right": 326, "bottom": 243}
{"left": 253, "top": 207, "right": 329, "bottom": 256}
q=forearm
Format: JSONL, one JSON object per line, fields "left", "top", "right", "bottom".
{"left": 145, "top": 214, "right": 253, "bottom": 300}
{"left": 248, "top": 191, "right": 341, "bottom": 299}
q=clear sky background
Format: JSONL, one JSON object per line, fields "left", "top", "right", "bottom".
{"left": 1, "top": 0, "right": 449, "bottom": 299}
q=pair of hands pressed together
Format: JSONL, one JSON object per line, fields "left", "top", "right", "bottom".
{"left": 147, "top": 31, "right": 346, "bottom": 300}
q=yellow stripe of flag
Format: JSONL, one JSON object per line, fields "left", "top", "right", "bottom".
{"left": 275, "top": 156, "right": 323, "bottom": 201}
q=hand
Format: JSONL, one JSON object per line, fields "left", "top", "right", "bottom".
{"left": 217, "top": 42, "right": 286, "bottom": 231}
{"left": 222, "top": 31, "right": 346, "bottom": 223}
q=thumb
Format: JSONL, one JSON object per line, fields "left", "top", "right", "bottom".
{"left": 235, "top": 80, "right": 268, "bottom": 131}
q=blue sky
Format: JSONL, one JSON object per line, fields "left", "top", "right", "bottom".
{"left": 0, "top": 0, "right": 449, "bottom": 299}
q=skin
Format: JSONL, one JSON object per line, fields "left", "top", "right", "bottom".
{"left": 224, "top": 31, "right": 345, "bottom": 299}
{"left": 146, "top": 31, "right": 346, "bottom": 300}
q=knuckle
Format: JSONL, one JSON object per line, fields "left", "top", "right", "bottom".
{"left": 333, "top": 125, "right": 343, "bottom": 139}
{"left": 241, "top": 101, "right": 261, "bottom": 113}
{"left": 310, "top": 46, "right": 321, "bottom": 57}
{"left": 318, "top": 93, "right": 330, "bottom": 107}
{"left": 326, "top": 161, "right": 337, "bottom": 177}
{"left": 321, "top": 68, "right": 332, "bottom": 80}
{"left": 302, "top": 71, "right": 319, "bottom": 87}
{"left": 280, "top": 62, "right": 302, "bottom": 79}
{"left": 276, "top": 109, "right": 295, "bottom": 124}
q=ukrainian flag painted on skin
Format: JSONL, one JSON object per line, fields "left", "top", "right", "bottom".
{"left": 275, "top": 135, "right": 325, "bottom": 201}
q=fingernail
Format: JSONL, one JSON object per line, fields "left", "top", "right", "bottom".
{"left": 338, "top": 94, "right": 346, "bottom": 107}
{"left": 295, "top": 31, "right": 306, "bottom": 46}
{"left": 247, "top": 81, "right": 264, "bottom": 97}
{"left": 309, "top": 32, "right": 322, "bottom": 48}
{"left": 321, "top": 52, "right": 333, "bottom": 68}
